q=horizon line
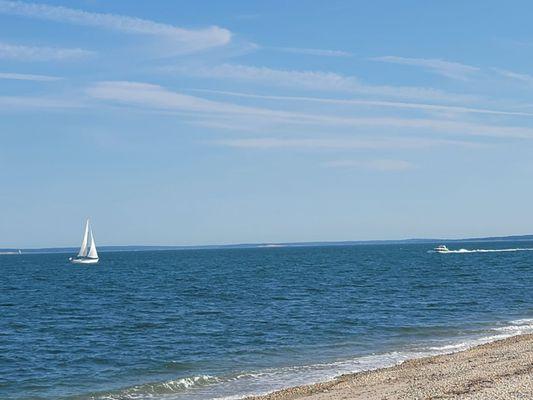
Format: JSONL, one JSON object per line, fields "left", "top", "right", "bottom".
{"left": 3, "top": 233, "right": 533, "bottom": 252}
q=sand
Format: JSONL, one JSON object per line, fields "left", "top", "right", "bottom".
{"left": 249, "top": 334, "right": 533, "bottom": 400}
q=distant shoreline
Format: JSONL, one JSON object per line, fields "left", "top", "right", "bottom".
{"left": 3, "top": 234, "right": 533, "bottom": 254}
{"left": 249, "top": 333, "right": 533, "bottom": 400}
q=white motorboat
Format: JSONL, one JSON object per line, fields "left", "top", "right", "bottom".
{"left": 434, "top": 244, "right": 449, "bottom": 253}
{"left": 70, "top": 219, "right": 99, "bottom": 264}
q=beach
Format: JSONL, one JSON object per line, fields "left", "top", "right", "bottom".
{"left": 251, "top": 334, "right": 533, "bottom": 400}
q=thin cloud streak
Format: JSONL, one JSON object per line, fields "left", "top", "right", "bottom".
{"left": 322, "top": 159, "right": 415, "bottom": 171}
{"left": 0, "top": 42, "right": 94, "bottom": 61}
{"left": 162, "top": 64, "right": 477, "bottom": 102}
{"left": 86, "top": 81, "right": 533, "bottom": 140}
{"left": 0, "top": 95, "right": 83, "bottom": 109}
{"left": 87, "top": 81, "right": 290, "bottom": 117}
{"left": 0, "top": 71, "right": 62, "bottom": 81}
{"left": 0, "top": 0, "right": 231, "bottom": 52}
{"left": 272, "top": 47, "right": 352, "bottom": 57}
{"left": 493, "top": 68, "right": 533, "bottom": 85}
{"left": 214, "top": 137, "right": 481, "bottom": 150}
{"left": 193, "top": 89, "right": 533, "bottom": 118}
{"left": 371, "top": 56, "right": 480, "bottom": 80}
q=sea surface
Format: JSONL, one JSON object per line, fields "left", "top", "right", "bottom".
{"left": 1, "top": 242, "right": 533, "bottom": 400}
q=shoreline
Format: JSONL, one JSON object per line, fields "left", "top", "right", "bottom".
{"left": 248, "top": 333, "right": 533, "bottom": 400}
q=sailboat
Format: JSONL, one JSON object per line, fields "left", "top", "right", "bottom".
{"left": 70, "top": 219, "right": 99, "bottom": 264}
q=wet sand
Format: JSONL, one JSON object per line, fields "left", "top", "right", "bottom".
{"left": 250, "top": 334, "right": 533, "bottom": 400}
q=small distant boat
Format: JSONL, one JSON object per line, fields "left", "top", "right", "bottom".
{"left": 69, "top": 219, "right": 99, "bottom": 264}
{"left": 0, "top": 250, "right": 22, "bottom": 255}
{"left": 434, "top": 244, "right": 449, "bottom": 253}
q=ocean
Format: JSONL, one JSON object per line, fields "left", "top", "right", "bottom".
{"left": 1, "top": 242, "right": 532, "bottom": 400}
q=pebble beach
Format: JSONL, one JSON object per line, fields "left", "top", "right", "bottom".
{"left": 250, "top": 334, "right": 533, "bottom": 400}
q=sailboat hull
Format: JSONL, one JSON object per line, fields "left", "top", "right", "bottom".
{"left": 70, "top": 257, "right": 99, "bottom": 264}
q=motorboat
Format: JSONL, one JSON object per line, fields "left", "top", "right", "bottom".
{"left": 434, "top": 244, "right": 449, "bottom": 253}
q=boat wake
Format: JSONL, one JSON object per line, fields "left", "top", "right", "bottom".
{"left": 81, "top": 318, "right": 533, "bottom": 400}
{"left": 435, "top": 247, "right": 533, "bottom": 254}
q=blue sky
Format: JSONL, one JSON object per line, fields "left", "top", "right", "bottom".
{"left": 2, "top": 0, "right": 533, "bottom": 247}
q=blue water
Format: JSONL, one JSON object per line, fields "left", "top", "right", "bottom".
{"left": 1, "top": 242, "right": 533, "bottom": 400}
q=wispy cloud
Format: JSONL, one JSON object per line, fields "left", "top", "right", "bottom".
{"left": 164, "top": 63, "right": 476, "bottom": 102}
{"left": 193, "top": 89, "right": 533, "bottom": 118}
{"left": 322, "top": 159, "right": 415, "bottom": 171}
{"left": 87, "top": 81, "right": 271, "bottom": 115}
{"left": 0, "top": 95, "right": 83, "bottom": 109}
{"left": 371, "top": 56, "right": 480, "bottom": 80}
{"left": 0, "top": 71, "right": 62, "bottom": 81}
{"left": 88, "top": 81, "right": 380, "bottom": 128}
{"left": 0, "top": 0, "right": 231, "bottom": 53}
{"left": 273, "top": 47, "right": 352, "bottom": 57}
{"left": 214, "top": 137, "right": 480, "bottom": 150}
{"left": 87, "top": 81, "right": 533, "bottom": 140}
{"left": 163, "top": 64, "right": 356, "bottom": 90}
{"left": 0, "top": 42, "right": 94, "bottom": 61}
{"left": 88, "top": 80, "right": 446, "bottom": 129}
{"left": 493, "top": 68, "right": 533, "bottom": 85}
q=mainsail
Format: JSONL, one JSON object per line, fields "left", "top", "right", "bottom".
{"left": 77, "top": 220, "right": 89, "bottom": 257}
{"left": 87, "top": 228, "right": 98, "bottom": 259}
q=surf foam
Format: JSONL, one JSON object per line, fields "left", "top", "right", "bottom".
{"left": 85, "top": 318, "right": 533, "bottom": 400}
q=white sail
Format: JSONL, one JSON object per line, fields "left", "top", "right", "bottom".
{"left": 87, "top": 228, "right": 99, "bottom": 259}
{"left": 77, "top": 220, "right": 89, "bottom": 257}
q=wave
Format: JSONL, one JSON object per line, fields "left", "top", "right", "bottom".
{"left": 492, "top": 318, "right": 533, "bottom": 333}
{"left": 426, "top": 318, "right": 533, "bottom": 351}
{"left": 79, "top": 318, "right": 533, "bottom": 400}
{"left": 430, "top": 248, "right": 533, "bottom": 254}
{"left": 82, "top": 375, "right": 219, "bottom": 400}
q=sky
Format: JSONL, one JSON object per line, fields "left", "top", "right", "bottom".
{"left": 2, "top": 0, "right": 533, "bottom": 247}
